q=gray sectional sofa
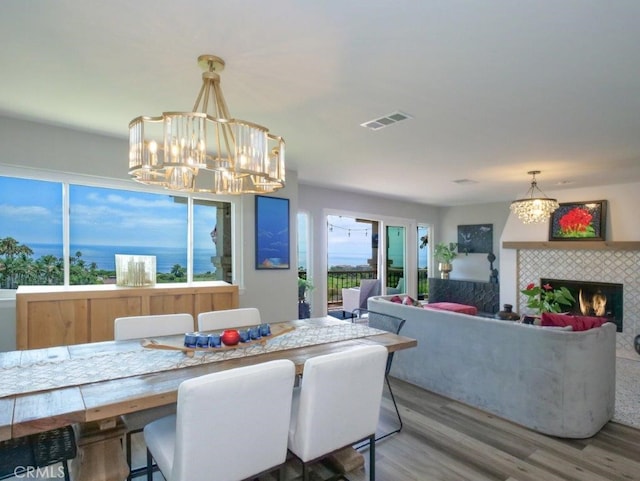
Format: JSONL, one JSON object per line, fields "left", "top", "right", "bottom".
{"left": 368, "top": 295, "right": 617, "bottom": 438}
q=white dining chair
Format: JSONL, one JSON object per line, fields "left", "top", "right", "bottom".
{"left": 113, "top": 313, "right": 195, "bottom": 480}
{"left": 288, "top": 345, "right": 388, "bottom": 481}
{"left": 197, "top": 307, "right": 261, "bottom": 331}
{"left": 143, "top": 360, "right": 296, "bottom": 481}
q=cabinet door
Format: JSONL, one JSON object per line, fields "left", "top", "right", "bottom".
{"left": 149, "top": 294, "right": 194, "bottom": 318}
{"left": 194, "top": 292, "right": 236, "bottom": 314}
{"left": 89, "top": 297, "right": 143, "bottom": 342}
{"left": 27, "top": 300, "right": 89, "bottom": 348}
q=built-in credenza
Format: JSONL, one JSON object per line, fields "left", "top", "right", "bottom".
{"left": 16, "top": 281, "right": 238, "bottom": 349}
{"left": 428, "top": 278, "right": 499, "bottom": 316}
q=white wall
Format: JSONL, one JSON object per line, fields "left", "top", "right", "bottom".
{"left": 238, "top": 172, "right": 299, "bottom": 323}
{"left": 437, "top": 202, "right": 510, "bottom": 282}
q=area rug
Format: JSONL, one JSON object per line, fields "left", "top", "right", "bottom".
{"left": 613, "top": 356, "right": 640, "bottom": 429}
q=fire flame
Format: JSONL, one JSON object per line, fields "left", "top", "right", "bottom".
{"left": 578, "top": 289, "right": 607, "bottom": 317}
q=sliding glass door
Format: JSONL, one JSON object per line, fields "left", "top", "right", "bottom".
{"left": 386, "top": 225, "right": 405, "bottom": 294}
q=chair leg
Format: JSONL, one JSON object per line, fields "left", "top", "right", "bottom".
{"left": 146, "top": 448, "right": 153, "bottom": 481}
{"left": 369, "top": 434, "right": 376, "bottom": 481}
{"left": 381, "top": 374, "right": 403, "bottom": 438}
{"left": 126, "top": 431, "right": 133, "bottom": 481}
{"left": 62, "top": 460, "right": 71, "bottom": 481}
{"left": 302, "top": 462, "right": 310, "bottom": 481}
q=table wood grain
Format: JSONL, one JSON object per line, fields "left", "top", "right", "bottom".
{"left": 0, "top": 316, "right": 416, "bottom": 440}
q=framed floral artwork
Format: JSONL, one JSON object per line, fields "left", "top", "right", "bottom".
{"left": 548, "top": 200, "right": 607, "bottom": 241}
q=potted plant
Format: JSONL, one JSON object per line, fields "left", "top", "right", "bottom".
{"left": 433, "top": 242, "right": 459, "bottom": 279}
{"left": 298, "top": 277, "right": 314, "bottom": 301}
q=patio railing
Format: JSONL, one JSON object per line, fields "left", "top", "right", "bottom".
{"left": 299, "top": 268, "right": 428, "bottom": 306}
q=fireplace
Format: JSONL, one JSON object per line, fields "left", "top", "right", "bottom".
{"left": 541, "top": 278, "right": 623, "bottom": 332}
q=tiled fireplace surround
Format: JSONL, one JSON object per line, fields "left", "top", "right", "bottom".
{"left": 516, "top": 248, "right": 640, "bottom": 356}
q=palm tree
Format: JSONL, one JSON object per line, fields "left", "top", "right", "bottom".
{"left": 0, "top": 237, "right": 33, "bottom": 260}
{"left": 171, "top": 264, "right": 185, "bottom": 278}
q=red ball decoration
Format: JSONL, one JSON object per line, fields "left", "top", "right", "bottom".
{"left": 221, "top": 329, "right": 241, "bottom": 346}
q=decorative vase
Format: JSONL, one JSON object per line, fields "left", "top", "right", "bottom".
{"left": 495, "top": 304, "right": 520, "bottom": 321}
{"left": 221, "top": 329, "right": 240, "bottom": 346}
{"left": 438, "top": 262, "right": 452, "bottom": 279}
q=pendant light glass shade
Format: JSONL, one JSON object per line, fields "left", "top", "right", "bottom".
{"left": 510, "top": 170, "right": 559, "bottom": 224}
{"left": 128, "top": 55, "right": 285, "bottom": 194}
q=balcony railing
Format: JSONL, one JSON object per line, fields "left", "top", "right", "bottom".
{"left": 299, "top": 268, "right": 428, "bottom": 306}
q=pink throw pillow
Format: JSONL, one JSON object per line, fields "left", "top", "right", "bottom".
{"left": 540, "top": 312, "right": 608, "bottom": 331}
{"left": 390, "top": 295, "right": 403, "bottom": 304}
{"left": 424, "top": 302, "right": 478, "bottom": 316}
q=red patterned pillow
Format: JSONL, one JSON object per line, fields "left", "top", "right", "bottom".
{"left": 424, "top": 302, "right": 478, "bottom": 316}
{"left": 540, "top": 312, "right": 608, "bottom": 331}
{"left": 390, "top": 295, "right": 403, "bottom": 303}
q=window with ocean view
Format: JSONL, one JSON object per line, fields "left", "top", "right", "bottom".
{"left": 69, "top": 185, "right": 189, "bottom": 284}
{"left": 0, "top": 175, "right": 232, "bottom": 288}
{"left": 0, "top": 176, "right": 63, "bottom": 288}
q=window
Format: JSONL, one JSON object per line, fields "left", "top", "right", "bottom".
{"left": 69, "top": 185, "right": 188, "bottom": 284}
{"left": 0, "top": 176, "right": 63, "bottom": 288}
{"left": 193, "top": 198, "right": 230, "bottom": 282}
{"left": 0, "top": 174, "right": 233, "bottom": 288}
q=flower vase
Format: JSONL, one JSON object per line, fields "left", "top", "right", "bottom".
{"left": 438, "top": 262, "right": 452, "bottom": 279}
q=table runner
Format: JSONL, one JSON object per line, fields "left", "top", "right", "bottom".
{"left": 0, "top": 323, "right": 385, "bottom": 398}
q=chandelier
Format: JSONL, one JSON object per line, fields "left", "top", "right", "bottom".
{"left": 128, "top": 54, "right": 285, "bottom": 194}
{"left": 510, "top": 170, "right": 559, "bottom": 224}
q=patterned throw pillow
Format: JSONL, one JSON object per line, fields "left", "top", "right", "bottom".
{"left": 540, "top": 312, "right": 608, "bottom": 331}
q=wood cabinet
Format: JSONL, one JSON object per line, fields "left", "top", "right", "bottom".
{"left": 16, "top": 282, "right": 239, "bottom": 349}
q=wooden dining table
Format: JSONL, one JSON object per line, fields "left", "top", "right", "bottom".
{"left": 0, "top": 316, "right": 416, "bottom": 481}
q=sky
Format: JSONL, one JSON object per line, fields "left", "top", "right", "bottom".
{"left": 0, "top": 176, "right": 217, "bottom": 250}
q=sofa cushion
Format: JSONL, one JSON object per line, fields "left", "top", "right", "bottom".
{"left": 540, "top": 312, "right": 608, "bottom": 331}
{"left": 424, "top": 302, "right": 478, "bottom": 316}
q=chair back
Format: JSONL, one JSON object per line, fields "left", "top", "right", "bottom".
{"left": 367, "top": 310, "right": 406, "bottom": 373}
{"left": 114, "top": 313, "right": 194, "bottom": 341}
{"left": 197, "top": 307, "right": 261, "bottom": 331}
{"left": 358, "top": 279, "right": 381, "bottom": 309}
{"left": 172, "top": 360, "right": 295, "bottom": 481}
{"left": 289, "top": 345, "right": 387, "bottom": 462}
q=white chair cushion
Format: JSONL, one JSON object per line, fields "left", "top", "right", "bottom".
{"left": 288, "top": 345, "right": 387, "bottom": 462}
{"left": 143, "top": 414, "right": 176, "bottom": 478}
{"left": 197, "top": 307, "right": 261, "bottom": 331}
{"left": 144, "top": 359, "right": 295, "bottom": 481}
{"left": 114, "top": 313, "right": 194, "bottom": 341}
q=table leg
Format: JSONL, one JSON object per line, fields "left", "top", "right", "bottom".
{"left": 70, "top": 419, "right": 130, "bottom": 481}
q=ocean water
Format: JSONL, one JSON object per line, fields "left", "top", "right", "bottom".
{"left": 28, "top": 243, "right": 217, "bottom": 274}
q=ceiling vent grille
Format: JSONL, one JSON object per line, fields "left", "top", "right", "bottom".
{"left": 361, "top": 111, "right": 412, "bottom": 130}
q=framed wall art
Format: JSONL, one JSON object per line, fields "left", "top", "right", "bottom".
{"left": 548, "top": 200, "right": 607, "bottom": 241}
{"left": 255, "top": 195, "right": 290, "bottom": 269}
{"left": 457, "top": 224, "right": 493, "bottom": 254}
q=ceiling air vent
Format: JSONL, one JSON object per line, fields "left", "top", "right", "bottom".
{"left": 360, "top": 111, "right": 412, "bottom": 130}
{"left": 452, "top": 179, "right": 479, "bottom": 185}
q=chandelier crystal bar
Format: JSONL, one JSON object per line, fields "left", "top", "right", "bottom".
{"left": 128, "top": 55, "right": 285, "bottom": 194}
{"left": 510, "top": 170, "right": 559, "bottom": 224}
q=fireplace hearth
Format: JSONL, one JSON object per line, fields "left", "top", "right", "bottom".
{"left": 541, "top": 278, "right": 623, "bottom": 332}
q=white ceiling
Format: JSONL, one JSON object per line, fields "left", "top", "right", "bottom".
{"left": 1, "top": 0, "right": 639, "bottom": 206}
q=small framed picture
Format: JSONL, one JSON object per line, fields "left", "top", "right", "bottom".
{"left": 548, "top": 200, "right": 607, "bottom": 241}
